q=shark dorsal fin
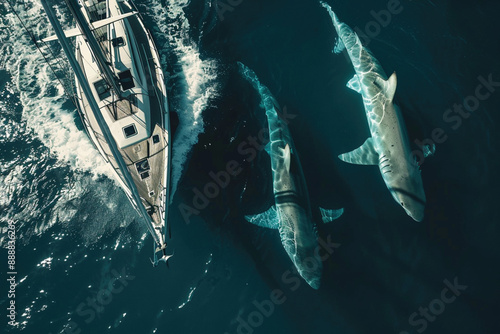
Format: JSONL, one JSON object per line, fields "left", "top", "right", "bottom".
{"left": 284, "top": 144, "right": 291, "bottom": 173}
{"left": 374, "top": 72, "right": 397, "bottom": 102}
{"left": 386, "top": 72, "right": 397, "bottom": 101}
{"left": 338, "top": 137, "right": 379, "bottom": 165}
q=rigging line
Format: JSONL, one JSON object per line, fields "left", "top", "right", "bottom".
{"left": 109, "top": 91, "right": 152, "bottom": 119}
{"left": 78, "top": 39, "right": 120, "bottom": 90}
{"left": 79, "top": 47, "right": 112, "bottom": 90}
{"left": 5, "top": 0, "right": 78, "bottom": 107}
{"left": 113, "top": 42, "right": 150, "bottom": 93}
{"left": 80, "top": 33, "right": 149, "bottom": 102}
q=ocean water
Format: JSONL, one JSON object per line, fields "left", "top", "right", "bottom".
{"left": 1, "top": 0, "right": 500, "bottom": 333}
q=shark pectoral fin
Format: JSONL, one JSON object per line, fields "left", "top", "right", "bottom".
{"left": 347, "top": 75, "right": 361, "bottom": 94}
{"left": 319, "top": 207, "right": 344, "bottom": 223}
{"left": 245, "top": 205, "right": 279, "bottom": 229}
{"left": 284, "top": 144, "right": 291, "bottom": 173}
{"left": 334, "top": 37, "right": 345, "bottom": 54}
{"left": 338, "top": 137, "right": 379, "bottom": 165}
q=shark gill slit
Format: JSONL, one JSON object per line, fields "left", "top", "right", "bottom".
{"left": 275, "top": 190, "right": 307, "bottom": 208}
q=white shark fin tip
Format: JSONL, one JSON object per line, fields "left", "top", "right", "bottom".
{"left": 386, "top": 72, "right": 397, "bottom": 101}
{"left": 284, "top": 144, "right": 291, "bottom": 173}
{"left": 373, "top": 72, "right": 397, "bottom": 101}
{"left": 423, "top": 143, "right": 436, "bottom": 158}
{"left": 319, "top": 207, "right": 344, "bottom": 223}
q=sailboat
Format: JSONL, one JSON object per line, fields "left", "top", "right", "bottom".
{"left": 40, "top": 0, "right": 172, "bottom": 265}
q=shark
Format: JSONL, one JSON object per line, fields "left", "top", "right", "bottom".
{"left": 320, "top": 2, "right": 426, "bottom": 222}
{"left": 239, "top": 62, "right": 344, "bottom": 289}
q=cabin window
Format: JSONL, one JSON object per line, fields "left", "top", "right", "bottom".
{"left": 140, "top": 171, "right": 150, "bottom": 180}
{"left": 118, "top": 69, "right": 135, "bottom": 90}
{"left": 94, "top": 79, "right": 111, "bottom": 100}
{"left": 123, "top": 124, "right": 137, "bottom": 138}
{"left": 112, "top": 37, "right": 125, "bottom": 47}
{"left": 152, "top": 135, "right": 160, "bottom": 144}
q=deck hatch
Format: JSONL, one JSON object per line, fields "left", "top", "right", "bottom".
{"left": 94, "top": 79, "right": 111, "bottom": 100}
{"left": 118, "top": 69, "right": 135, "bottom": 90}
{"left": 136, "top": 159, "right": 151, "bottom": 174}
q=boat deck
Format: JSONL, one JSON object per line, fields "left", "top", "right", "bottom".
{"left": 74, "top": 0, "right": 170, "bottom": 242}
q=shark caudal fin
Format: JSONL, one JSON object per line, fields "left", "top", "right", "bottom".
{"left": 338, "top": 137, "right": 379, "bottom": 165}
{"left": 320, "top": 1, "right": 342, "bottom": 34}
{"left": 319, "top": 207, "right": 344, "bottom": 223}
{"left": 245, "top": 206, "right": 280, "bottom": 229}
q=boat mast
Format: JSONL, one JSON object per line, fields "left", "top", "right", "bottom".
{"left": 40, "top": 0, "right": 162, "bottom": 247}
{"left": 63, "top": 0, "right": 123, "bottom": 98}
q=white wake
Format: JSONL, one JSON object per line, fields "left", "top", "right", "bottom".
{"left": 0, "top": 1, "right": 113, "bottom": 177}
{"left": 144, "top": 0, "right": 220, "bottom": 202}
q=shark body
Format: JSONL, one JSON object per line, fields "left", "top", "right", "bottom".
{"left": 239, "top": 63, "right": 343, "bottom": 289}
{"left": 321, "top": 2, "right": 426, "bottom": 221}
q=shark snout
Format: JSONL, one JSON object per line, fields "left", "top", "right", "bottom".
{"left": 403, "top": 204, "right": 425, "bottom": 222}
{"left": 293, "top": 252, "right": 323, "bottom": 290}
{"left": 390, "top": 188, "right": 426, "bottom": 222}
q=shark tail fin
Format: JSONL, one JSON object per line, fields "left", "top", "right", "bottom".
{"left": 320, "top": 1, "right": 342, "bottom": 30}
{"left": 319, "top": 207, "right": 344, "bottom": 223}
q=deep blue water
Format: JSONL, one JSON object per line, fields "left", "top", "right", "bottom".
{"left": 1, "top": 0, "right": 500, "bottom": 333}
